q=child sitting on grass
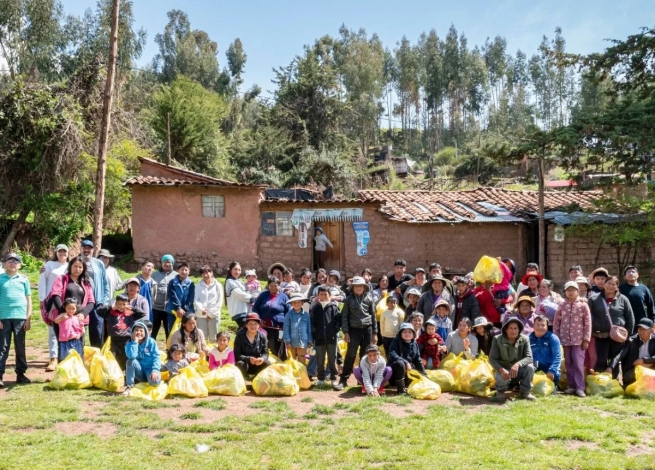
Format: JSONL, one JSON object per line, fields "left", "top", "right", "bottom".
{"left": 53, "top": 298, "right": 85, "bottom": 361}
{"left": 354, "top": 345, "right": 392, "bottom": 396}
{"left": 161, "top": 344, "right": 189, "bottom": 379}
{"left": 209, "top": 331, "right": 235, "bottom": 369}
{"left": 124, "top": 321, "right": 161, "bottom": 395}
{"left": 417, "top": 319, "right": 446, "bottom": 369}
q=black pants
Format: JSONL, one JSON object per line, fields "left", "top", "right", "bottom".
{"left": 236, "top": 359, "right": 271, "bottom": 379}
{"left": 110, "top": 336, "right": 129, "bottom": 371}
{"left": 381, "top": 337, "right": 394, "bottom": 358}
{"left": 265, "top": 327, "right": 283, "bottom": 360}
{"left": 594, "top": 336, "right": 624, "bottom": 378}
{"left": 623, "top": 368, "right": 637, "bottom": 388}
{"left": 341, "top": 326, "right": 373, "bottom": 381}
{"left": 0, "top": 319, "right": 27, "bottom": 376}
{"left": 151, "top": 309, "right": 169, "bottom": 342}
{"left": 88, "top": 306, "right": 105, "bottom": 348}
{"left": 391, "top": 361, "right": 410, "bottom": 386}
{"left": 316, "top": 342, "right": 338, "bottom": 381}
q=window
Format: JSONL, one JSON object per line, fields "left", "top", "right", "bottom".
{"left": 201, "top": 196, "right": 225, "bottom": 218}
{"left": 261, "top": 211, "right": 294, "bottom": 236}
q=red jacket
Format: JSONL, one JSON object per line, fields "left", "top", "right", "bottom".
{"left": 474, "top": 286, "right": 500, "bottom": 324}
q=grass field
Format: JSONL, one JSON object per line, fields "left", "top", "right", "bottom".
{"left": 1, "top": 267, "right": 655, "bottom": 469}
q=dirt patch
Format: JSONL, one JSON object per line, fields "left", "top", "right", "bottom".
{"left": 55, "top": 421, "right": 117, "bottom": 438}
{"left": 566, "top": 440, "right": 599, "bottom": 451}
{"left": 627, "top": 443, "right": 653, "bottom": 457}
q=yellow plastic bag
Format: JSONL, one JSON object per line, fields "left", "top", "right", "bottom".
{"left": 473, "top": 256, "right": 503, "bottom": 284}
{"left": 191, "top": 356, "right": 210, "bottom": 375}
{"left": 168, "top": 366, "right": 209, "bottom": 398}
{"left": 284, "top": 358, "right": 311, "bottom": 390}
{"left": 83, "top": 346, "right": 100, "bottom": 371}
{"left": 90, "top": 338, "right": 124, "bottom": 392}
{"left": 375, "top": 292, "right": 389, "bottom": 321}
{"left": 268, "top": 353, "right": 281, "bottom": 365}
{"left": 532, "top": 371, "right": 555, "bottom": 397}
{"left": 50, "top": 350, "right": 92, "bottom": 390}
{"left": 167, "top": 316, "right": 181, "bottom": 348}
{"left": 159, "top": 350, "right": 168, "bottom": 365}
{"left": 129, "top": 382, "right": 169, "bottom": 401}
{"left": 558, "top": 346, "right": 569, "bottom": 391}
{"left": 203, "top": 363, "right": 246, "bottom": 396}
{"left": 455, "top": 357, "right": 495, "bottom": 397}
{"left": 161, "top": 370, "right": 170, "bottom": 382}
{"left": 252, "top": 364, "right": 299, "bottom": 396}
{"left": 407, "top": 370, "right": 441, "bottom": 400}
{"left": 585, "top": 372, "right": 624, "bottom": 398}
{"left": 439, "top": 352, "right": 471, "bottom": 380}
{"left": 338, "top": 339, "right": 348, "bottom": 359}
{"left": 625, "top": 366, "right": 655, "bottom": 400}
{"left": 426, "top": 369, "right": 455, "bottom": 393}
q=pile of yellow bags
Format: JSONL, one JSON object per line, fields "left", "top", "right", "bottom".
{"left": 625, "top": 366, "right": 655, "bottom": 400}
{"left": 407, "top": 370, "right": 441, "bottom": 400}
{"left": 426, "top": 369, "right": 455, "bottom": 392}
{"left": 90, "top": 339, "right": 124, "bottom": 392}
{"left": 167, "top": 317, "right": 182, "bottom": 348}
{"left": 585, "top": 372, "right": 624, "bottom": 398}
{"left": 531, "top": 371, "right": 555, "bottom": 397}
{"left": 168, "top": 366, "right": 209, "bottom": 398}
{"left": 439, "top": 352, "right": 471, "bottom": 380}
{"left": 455, "top": 356, "right": 495, "bottom": 397}
{"left": 473, "top": 256, "right": 503, "bottom": 284}
{"left": 83, "top": 346, "right": 100, "bottom": 371}
{"left": 191, "top": 356, "right": 210, "bottom": 375}
{"left": 50, "top": 350, "right": 92, "bottom": 390}
{"left": 252, "top": 363, "right": 299, "bottom": 396}
{"left": 285, "top": 358, "right": 312, "bottom": 390}
{"left": 203, "top": 363, "right": 246, "bottom": 396}
{"left": 129, "top": 382, "right": 169, "bottom": 401}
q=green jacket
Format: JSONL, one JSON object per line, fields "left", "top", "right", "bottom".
{"left": 489, "top": 333, "right": 533, "bottom": 371}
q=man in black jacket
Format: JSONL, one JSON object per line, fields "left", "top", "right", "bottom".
{"left": 608, "top": 318, "right": 655, "bottom": 387}
{"left": 340, "top": 277, "right": 376, "bottom": 387}
{"left": 310, "top": 286, "right": 342, "bottom": 390}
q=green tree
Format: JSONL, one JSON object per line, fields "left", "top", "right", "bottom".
{"left": 148, "top": 76, "right": 231, "bottom": 178}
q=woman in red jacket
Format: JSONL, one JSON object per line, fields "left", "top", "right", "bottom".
{"left": 474, "top": 281, "right": 501, "bottom": 328}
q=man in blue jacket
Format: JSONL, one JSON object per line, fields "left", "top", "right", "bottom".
{"left": 81, "top": 240, "right": 110, "bottom": 348}
{"left": 529, "top": 315, "right": 562, "bottom": 385}
{"left": 165, "top": 262, "right": 195, "bottom": 331}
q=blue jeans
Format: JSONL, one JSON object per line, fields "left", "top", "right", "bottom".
{"left": 59, "top": 337, "right": 84, "bottom": 362}
{"left": 88, "top": 305, "right": 105, "bottom": 348}
{"left": 126, "top": 358, "right": 161, "bottom": 387}
{"left": 0, "top": 319, "right": 27, "bottom": 375}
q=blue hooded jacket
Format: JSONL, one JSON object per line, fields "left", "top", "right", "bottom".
{"left": 125, "top": 321, "right": 161, "bottom": 372}
{"left": 529, "top": 330, "right": 561, "bottom": 383}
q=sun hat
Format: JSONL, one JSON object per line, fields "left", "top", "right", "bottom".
{"left": 405, "top": 287, "right": 422, "bottom": 298}
{"left": 515, "top": 295, "right": 536, "bottom": 309}
{"left": 286, "top": 293, "right": 309, "bottom": 304}
{"left": 502, "top": 317, "right": 524, "bottom": 334}
{"left": 245, "top": 313, "right": 262, "bottom": 324}
{"left": 473, "top": 316, "right": 493, "bottom": 328}
{"left": 428, "top": 274, "right": 445, "bottom": 288}
{"left": 575, "top": 276, "right": 592, "bottom": 289}
{"left": 55, "top": 244, "right": 69, "bottom": 252}
{"left": 591, "top": 267, "right": 609, "bottom": 279}
{"left": 434, "top": 299, "right": 451, "bottom": 311}
{"left": 98, "top": 249, "right": 114, "bottom": 259}
{"left": 350, "top": 276, "right": 369, "bottom": 291}
{"left": 124, "top": 277, "right": 140, "bottom": 287}
{"left": 267, "top": 262, "right": 287, "bottom": 277}
{"left": 564, "top": 281, "right": 579, "bottom": 291}
{"left": 521, "top": 273, "right": 544, "bottom": 286}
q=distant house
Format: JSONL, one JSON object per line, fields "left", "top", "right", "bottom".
{"left": 126, "top": 158, "right": 649, "bottom": 284}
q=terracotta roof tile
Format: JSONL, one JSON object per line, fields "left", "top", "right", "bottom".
{"left": 358, "top": 188, "right": 599, "bottom": 223}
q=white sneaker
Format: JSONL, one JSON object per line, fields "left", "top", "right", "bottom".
{"left": 565, "top": 388, "right": 576, "bottom": 395}
{"left": 313, "top": 380, "right": 325, "bottom": 387}
{"left": 122, "top": 386, "right": 133, "bottom": 397}
{"left": 575, "top": 389, "right": 586, "bottom": 397}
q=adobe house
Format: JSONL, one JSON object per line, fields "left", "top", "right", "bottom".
{"left": 127, "top": 158, "right": 645, "bottom": 285}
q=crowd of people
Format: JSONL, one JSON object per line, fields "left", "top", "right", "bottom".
{"left": 0, "top": 244, "right": 654, "bottom": 402}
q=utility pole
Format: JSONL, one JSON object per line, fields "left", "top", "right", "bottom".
{"left": 166, "top": 112, "right": 172, "bottom": 165}
{"left": 537, "top": 147, "right": 546, "bottom": 275}
{"left": 92, "top": 0, "right": 120, "bottom": 255}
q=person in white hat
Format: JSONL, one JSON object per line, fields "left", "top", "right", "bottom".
{"left": 98, "top": 248, "right": 123, "bottom": 301}
{"left": 283, "top": 293, "right": 313, "bottom": 362}
{"left": 37, "top": 244, "right": 69, "bottom": 371}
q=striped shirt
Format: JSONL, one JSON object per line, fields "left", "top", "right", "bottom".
{"left": 0, "top": 273, "right": 31, "bottom": 320}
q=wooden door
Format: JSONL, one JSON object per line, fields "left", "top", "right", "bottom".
{"left": 317, "top": 222, "right": 342, "bottom": 271}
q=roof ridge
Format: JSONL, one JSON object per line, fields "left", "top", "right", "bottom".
{"left": 138, "top": 157, "right": 235, "bottom": 185}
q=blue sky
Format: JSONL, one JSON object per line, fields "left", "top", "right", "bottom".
{"left": 61, "top": 0, "right": 652, "bottom": 95}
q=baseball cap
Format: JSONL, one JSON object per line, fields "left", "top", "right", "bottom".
{"left": 81, "top": 240, "right": 94, "bottom": 247}
{"left": 5, "top": 253, "right": 22, "bottom": 262}
{"left": 55, "top": 244, "right": 69, "bottom": 252}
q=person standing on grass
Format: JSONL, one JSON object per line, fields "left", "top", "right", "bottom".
{"left": 80, "top": 240, "right": 110, "bottom": 348}
{"left": 339, "top": 276, "right": 376, "bottom": 388}
{"left": 608, "top": 318, "right": 655, "bottom": 388}
{"left": 193, "top": 265, "right": 224, "bottom": 342}
{"left": 454, "top": 277, "right": 481, "bottom": 325}
{"left": 553, "top": 281, "right": 591, "bottom": 397}
{"left": 503, "top": 296, "right": 538, "bottom": 336}
{"left": 619, "top": 266, "right": 654, "bottom": 333}
{"left": 0, "top": 253, "right": 32, "bottom": 387}
{"left": 98, "top": 249, "right": 122, "bottom": 300}
{"left": 388, "top": 259, "right": 413, "bottom": 293}
{"left": 252, "top": 276, "right": 290, "bottom": 357}
{"left": 379, "top": 296, "right": 404, "bottom": 354}
{"left": 569, "top": 265, "right": 584, "bottom": 282}
{"left": 489, "top": 317, "right": 536, "bottom": 403}
{"left": 589, "top": 275, "right": 634, "bottom": 378}
{"left": 418, "top": 275, "right": 454, "bottom": 320}
{"left": 151, "top": 255, "right": 177, "bottom": 341}
{"left": 590, "top": 267, "right": 609, "bottom": 294}
{"left": 38, "top": 243, "right": 69, "bottom": 371}
{"left": 310, "top": 286, "right": 342, "bottom": 390}
{"left": 136, "top": 261, "right": 155, "bottom": 322}
{"left": 165, "top": 262, "right": 195, "bottom": 333}
{"left": 225, "top": 261, "right": 253, "bottom": 329}
{"left": 529, "top": 315, "right": 562, "bottom": 386}
{"left": 283, "top": 293, "right": 313, "bottom": 362}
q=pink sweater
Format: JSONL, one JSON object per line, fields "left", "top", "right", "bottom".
{"left": 553, "top": 298, "right": 592, "bottom": 346}
{"left": 492, "top": 261, "right": 513, "bottom": 293}
{"left": 209, "top": 346, "right": 236, "bottom": 369}
{"left": 57, "top": 315, "right": 85, "bottom": 342}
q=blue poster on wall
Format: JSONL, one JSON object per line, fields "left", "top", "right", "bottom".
{"left": 353, "top": 222, "right": 370, "bottom": 256}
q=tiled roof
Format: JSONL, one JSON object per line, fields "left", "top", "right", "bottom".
{"left": 124, "top": 158, "right": 265, "bottom": 188}
{"left": 358, "top": 188, "right": 600, "bottom": 223}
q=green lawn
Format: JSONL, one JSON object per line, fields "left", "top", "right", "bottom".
{"left": 1, "top": 267, "right": 654, "bottom": 469}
